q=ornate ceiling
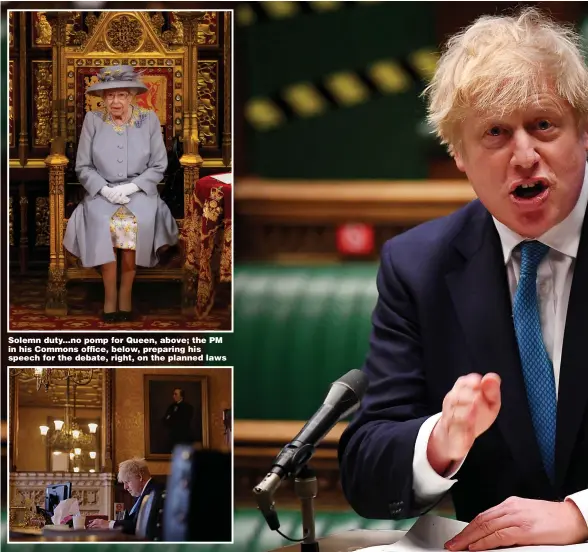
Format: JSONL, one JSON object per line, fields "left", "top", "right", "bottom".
{"left": 18, "top": 370, "right": 103, "bottom": 409}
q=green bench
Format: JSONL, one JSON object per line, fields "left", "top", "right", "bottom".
{"left": 215, "top": 263, "right": 380, "bottom": 420}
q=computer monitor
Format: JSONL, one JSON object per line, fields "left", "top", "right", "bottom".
{"left": 45, "top": 482, "right": 72, "bottom": 515}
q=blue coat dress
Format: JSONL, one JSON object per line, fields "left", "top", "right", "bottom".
{"left": 63, "top": 106, "right": 178, "bottom": 268}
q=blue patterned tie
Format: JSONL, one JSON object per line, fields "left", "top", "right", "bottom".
{"left": 512, "top": 241, "right": 556, "bottom": 481}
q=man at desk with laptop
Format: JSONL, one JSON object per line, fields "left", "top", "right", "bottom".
{"left": 11, "top": 448, "right": 232, "bottom": 543}
{"left": 30, "top": 458, "right": 158, "bottom": 536}
{"left": 339, "top": 7, "right": 588, "bottom": 551}
{"left": 89, "top": 457, "right": 161, "bottom": 534}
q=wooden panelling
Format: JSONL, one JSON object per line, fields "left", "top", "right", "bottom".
{"left": 235, "top": 179, "right": 476, "bottom": 261}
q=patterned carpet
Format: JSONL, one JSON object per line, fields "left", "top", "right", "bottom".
{"left": 9, "top": 273, "right": 231, "bottom": 331}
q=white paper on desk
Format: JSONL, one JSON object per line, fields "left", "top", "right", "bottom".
{"left": 359, "top": 515, "right": 588, "bottom": 551}
{"left": 210, "top": 173, "right": 232, "bottom": 185}
{"left": 50, "top": 497, "right": 80, "bottom": 525}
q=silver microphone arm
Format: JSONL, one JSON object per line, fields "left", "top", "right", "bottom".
{"left": 253, "top": 472, "right": 282, "bottom": 530}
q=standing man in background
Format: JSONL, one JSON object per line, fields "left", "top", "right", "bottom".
{"left": 339, "top": 8, "right": 588, "bottom": 550}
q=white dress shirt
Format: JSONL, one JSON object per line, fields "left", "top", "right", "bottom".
{"left": 412, "top": 167, "right": 588, "bottom": 525}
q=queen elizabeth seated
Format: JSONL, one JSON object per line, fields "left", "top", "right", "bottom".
{"left": 64, "top": 66, "right": 178, "bottom": 323}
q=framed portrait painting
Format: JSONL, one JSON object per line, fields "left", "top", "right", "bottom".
{"left": 144, "top": 374, "right": 209, "bottom": 460}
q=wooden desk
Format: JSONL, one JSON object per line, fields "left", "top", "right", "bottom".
{"left": 9, "top": 527, "right": 139, "bottom": 542}
{"left": 270, "top": 529, "right": 405, "bottom": 552}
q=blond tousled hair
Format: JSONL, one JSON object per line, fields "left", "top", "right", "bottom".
{"left": 117, "top": 457, "right": 150, "bottom": 483}
{"left": 424, "top": 8, "right": 588, "bottom": 154}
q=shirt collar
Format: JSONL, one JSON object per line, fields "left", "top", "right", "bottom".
{"left": 139, "top": 478, "right": 152, "bottom": 498}
{"left": 492, "top": 164, "right": 588, "bottom": 263}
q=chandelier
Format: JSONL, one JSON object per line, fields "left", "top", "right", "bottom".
{"left": 41, "top": 422, "right": 98, "bottom": 472}
{"left": 11, "top": 368, "right": 94, "bottom": 391}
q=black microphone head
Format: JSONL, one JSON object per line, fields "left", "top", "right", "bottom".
{"left": 335, "top": 369, "right": 369, "bottom": 399}
{"left": 324, "top": 369, "right": 369, "bottom": 418}
{"left": 270, "top": 369, "right": 370, "bottom": 481}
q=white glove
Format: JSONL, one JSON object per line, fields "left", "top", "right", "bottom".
{"left": 100, "top": 186, "right": 129, "bottom": 204}
{"left": 116, "top": 183, "right": 140, "bottom": 197}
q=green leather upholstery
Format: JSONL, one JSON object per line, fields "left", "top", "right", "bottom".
{"left": 211, "top": 264, "right": 379, "bottom": 420}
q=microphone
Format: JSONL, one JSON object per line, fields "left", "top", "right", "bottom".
{"left": 253, "top": 369, "right": 369, "bottom": 530}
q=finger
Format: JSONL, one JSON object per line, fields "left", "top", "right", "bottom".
{"left": 481, "top": 374, "right": 501, "bottom": 407}
{"left": 449, "top": 386, "right": 481, "bottom": 420}
{"left": 468, "top": 526, "right": 520, "bottom": 551}
{"left": 443, "top": 387, "right": 478, "bottom": 416}
{"left": 446, "top": 506, "right": 510, "bottom": 548}
{"left": 449, "top": 402, "right": 478, "bottom": 425}
{"left": 482, "top": 372, "right": 501, "bottom": 386}
{"left": 446, "top": 511, "right": 513, "bottom": 550}
{"left": 451, "top": 385, "right": 480, "bottom": 406}
{"left": 455, "top": 374, "right": 483, "bottom": 392}
{"left": 446, "top": 377, "right": 482, "bottom": 409}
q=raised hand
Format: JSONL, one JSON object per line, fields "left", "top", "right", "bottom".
{"left": 428, "top": 373, "right": 501, "bottom": 474}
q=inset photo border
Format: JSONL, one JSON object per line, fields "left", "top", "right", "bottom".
{"left": 8, "top": 366, "right": 233, "bottom": 543}
{"left": 7, "top": 8, "right": 234, "bottom": 333}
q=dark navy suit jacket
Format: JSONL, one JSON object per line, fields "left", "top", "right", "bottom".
{"left": 339, "top": 199, "right": 588, "bottom": 523}
{"left": 114, "top": 479, "right": 162, "bottom": 534}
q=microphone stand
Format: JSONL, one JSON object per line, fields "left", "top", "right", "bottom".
{"left": 254, "top": 370, "right": 369, "bottom": 549}
{"left": 294, "top": 466, "right": 319, "bottom": 552}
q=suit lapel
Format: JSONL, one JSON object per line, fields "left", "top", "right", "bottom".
{"left": 129, "top": 480, "right": 153, "bottom": 517}
{"left": 445, "top": 207, "right": 553, "bottom": 497}
{"left": 555, "top": 211, "right": 588, "bottom": 489}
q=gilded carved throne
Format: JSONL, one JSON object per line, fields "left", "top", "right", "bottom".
{"left": 43, "top": 11, "right": 231, "bottom": 316}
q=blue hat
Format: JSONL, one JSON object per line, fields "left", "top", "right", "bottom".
{"left": 86, "top": 65, "right": 148, "bottom": 96}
